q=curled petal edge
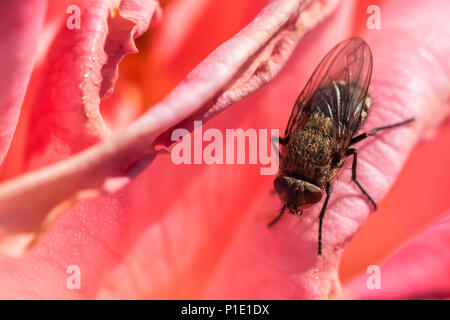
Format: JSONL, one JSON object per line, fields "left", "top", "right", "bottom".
{"left": 0, "top": 0, "right": 340, "bottom": 255}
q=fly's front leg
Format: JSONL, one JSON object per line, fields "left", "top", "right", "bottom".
{"left": 346, "top": 148, "right": 377, "bottom": 210}
{"left": 267, "top": 205, "right": 286, "bottom": 228}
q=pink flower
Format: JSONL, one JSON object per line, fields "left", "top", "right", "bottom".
{"left": 0, "top": 0, "right": 449, "bottom": 299}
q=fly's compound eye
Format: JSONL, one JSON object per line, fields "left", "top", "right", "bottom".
{"left": 302, "top": 182, "right": 323, "bottom": 205}
{"left": 273, "top": 176, "right": 289, "bottom": 195}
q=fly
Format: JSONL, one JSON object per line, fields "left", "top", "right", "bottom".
{"left": 269, "top": 37, "right": 414, "bottom": 255}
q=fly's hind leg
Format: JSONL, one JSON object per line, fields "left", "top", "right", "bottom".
{"left": 346, "top": 148, "right": 377, "bottom": 210}
{"left": 346, "top": 118, "right": 414, "bottom": 210}
{"left": 350, "top": 118, "right": 414, "bottom": 145}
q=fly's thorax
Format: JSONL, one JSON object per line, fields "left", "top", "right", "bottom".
{"left": 280, "top": 112, "right": 338, "bottom": 188}
{"left": 273, "top": 175, "right": 323, "bottom": 211}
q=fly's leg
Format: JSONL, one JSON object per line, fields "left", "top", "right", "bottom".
{"left": 267, "top": 205, "right": 286, "bottom": 228}
{"left": 346, "top": 148, "right": 377, "bottom": 210}
{"left": 350, "top": 118, "right": 414, "bottom": 145}
{"left": 270, "top": 134, "right": 290, "bottom": 195}
{"left": 270, "top": 135, "right": 289, "bottom": 160}
{"left": 346, "top": 118, "right": 414, "bottom": 209}
{"left": 267, "top": 207, "right": 302, "bottom": 228}
{"left": 318, "top": 183, "right": 332, "bottom": 255}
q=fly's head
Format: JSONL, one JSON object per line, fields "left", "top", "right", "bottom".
{"left": 273, "top": 175, "right": 323, "bottom": 213}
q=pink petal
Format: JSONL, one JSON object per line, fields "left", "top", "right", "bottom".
{"left": 25, "top": 0, "right": 161, "bottom": 170}
{"left": 203, "top": 0, "right": 450, "bottom": 299}
{"left": 345, "top": 211, "right": 450, "bottom": 299}
{"left": 0, "top": 0, "right": 159, "bottom": 254}
{"left": 0, "top": 0, "right": 339, "bottom": 254}
{"left": 0, "top": 1, "right": 354, "bottom": 299}
{"left": 0, "top": 1, "right": 46, "bottom": 166}
{"left": 152, "top": 0, "right": 212, "bottom": 65}
{"left": 340, "top": 123, "right": 450, "bottom": 282}
{"left": 0, "top": 0, "right": 448, "bottom": 300}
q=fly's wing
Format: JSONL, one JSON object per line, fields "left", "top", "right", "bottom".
{"left": 284, "top": 37, "right": 373, "bottom": 149}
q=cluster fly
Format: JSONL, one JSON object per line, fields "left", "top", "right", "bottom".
{"left": 269, "top": 37, "right": 414, "bottom": 255}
